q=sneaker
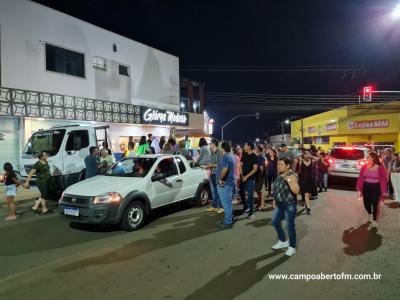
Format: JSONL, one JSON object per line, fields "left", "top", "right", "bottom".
{"left": 368, "top": 214, "right": 373, "bottom": 223}
{"left": 242, "top": 208, "right": 250, "bottom": 215}
{"left": 217, "top": 223, "right": 233, "bottom": 230}
{"left": 371, "top": 221, "right": 378, "bottom": 228}
{"left": 272, "top": 240, "right": 289, "bottom": 250}
{"left": 247, "top": 214, "right": 255, "bottom": 219}
{"left": 216, "top": 208, "right": 224, "bottom": 214}
{"left": 285, "top": 247, "right": 296, "bottom": 257}
{"left": 206, "top": 207, "right": 218, "bottom": 213}
{"left": 306, "top": 208, "right": 311, "bottom": 215}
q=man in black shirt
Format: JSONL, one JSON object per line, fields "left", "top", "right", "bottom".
{"left": 240, "top": 141, "right": 259, "bottom": 218}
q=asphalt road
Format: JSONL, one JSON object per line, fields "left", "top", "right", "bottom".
{"left": 0, "top": 186, "right": 399, "bottom": 300}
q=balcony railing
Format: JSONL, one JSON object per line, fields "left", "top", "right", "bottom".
{"left": 0, "top": 87, "right": 142, "bottom": 124}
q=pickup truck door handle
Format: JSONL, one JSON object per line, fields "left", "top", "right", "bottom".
{"left": 176, "top": 179, "right": 183, "bottom": 182}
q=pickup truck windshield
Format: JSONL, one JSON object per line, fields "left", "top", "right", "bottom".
{"left": 105, "top": 158, "right": 156, "bottom": 177}
{"left": 24, "top": 129, "right": 66, "bottom": 157}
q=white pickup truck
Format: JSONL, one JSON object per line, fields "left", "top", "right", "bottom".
{"left": 59, "top": 154, "right": 211, "bottom": 231}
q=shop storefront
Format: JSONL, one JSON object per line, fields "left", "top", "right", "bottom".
{"left": 291, "top": 103, "right": 400, "bottom": 152}
{"left": 0, "top": 87, "right": 196, "bottom": 171}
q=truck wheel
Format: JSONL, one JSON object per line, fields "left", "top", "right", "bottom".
{"left": 196, "top": 185, "right": 210, "bottom": 207}
{"left": 121, "top": 201, "right": 147, "bottom": 231}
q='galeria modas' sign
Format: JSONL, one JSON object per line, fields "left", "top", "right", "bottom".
{"left": 141, "top": 107, "right": 189, "bottom": 126}
{"left": 347, "top": 119, "right": 389, "bottom": 130}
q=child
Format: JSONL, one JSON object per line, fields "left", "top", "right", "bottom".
{"left": 1, "top": 163, "right": 21, "bottom": 221}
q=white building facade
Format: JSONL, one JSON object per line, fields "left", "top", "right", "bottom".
{"left": 0, "top": 0, "right": 202, "bottom": 170}
{"left": 0, "top": 0, "right": 180, "bottom": 110}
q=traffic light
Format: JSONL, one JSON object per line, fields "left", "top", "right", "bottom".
{"left": 255, "top": 112, "right": 260, "bottom": 120}
{"left": 363, "top": 86, "right": 372, "bottom": 102}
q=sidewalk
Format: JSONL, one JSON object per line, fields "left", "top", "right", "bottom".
{"left": 0, "top": 185, "right": 40, "bottom": 206}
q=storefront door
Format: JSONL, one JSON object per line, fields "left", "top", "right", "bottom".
{"left": 0, "top": 118, "right": 21, "bottom": 172}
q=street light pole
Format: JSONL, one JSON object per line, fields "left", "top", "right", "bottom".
{"left": 281, "top": 119, "right": 290, "bottom": 144}
{"left": 221, "top": 113, "right": 259, "bottom": 141}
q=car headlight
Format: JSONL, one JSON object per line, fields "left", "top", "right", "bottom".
{"left": 93, "top": 192, "right": 123, "bottom": 204}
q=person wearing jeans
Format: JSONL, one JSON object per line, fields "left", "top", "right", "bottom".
{"left": 271, "top": 158, "right": 300, "bottom": 257}
{"left": 272, "top": 202, "right": 297, "bottom": 249}
{"left": 389, "top": 153, "right": 400, "bottom": 204}
{"left": 206, "top": 139, "right": 223, "bottom": 213}
{"left": 216, "top": 142, "right": 237, "bottom": 230}
{"left": 217, "top": 184, "right": 234, "bottom": 227}
{"left": 240, "top": 179, "right": 255, "bottom": 215}
{"left": 240, "top": 141, "right": 259, "bottom": 219}
{"left": 316, "top": 152, "right": 329, "bottom": 192}
{"left": 357, "top": 152, "right": 388, "bottom": 229}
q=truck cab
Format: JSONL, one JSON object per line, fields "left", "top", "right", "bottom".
{"left": 20, "top": 124, "right": 110, "bottom": 199}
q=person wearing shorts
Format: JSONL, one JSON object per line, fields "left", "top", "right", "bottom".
{"left": 2, "top": 162, "right": 21, "bottom": 221}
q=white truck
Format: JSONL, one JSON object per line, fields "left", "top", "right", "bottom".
{"left": 58, "top": 154, "right": 211, "bottom": 230}
{"left": 20, "top": 124, "right": 110, "bottom": 199}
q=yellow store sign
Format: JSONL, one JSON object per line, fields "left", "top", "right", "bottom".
{"left": 340, "top": 114, "right": 399, "bottom": 134}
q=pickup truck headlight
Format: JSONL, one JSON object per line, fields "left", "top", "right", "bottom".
{"left": 93, "top": 192, "right": 123, "bottom": 204}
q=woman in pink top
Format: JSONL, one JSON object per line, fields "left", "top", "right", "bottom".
{"left": 356, "top": 152, "right": 388, "bottom": 228}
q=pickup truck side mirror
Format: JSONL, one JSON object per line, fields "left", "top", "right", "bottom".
{"left": 152, "top": 173, "right": 167, "bottom": 182}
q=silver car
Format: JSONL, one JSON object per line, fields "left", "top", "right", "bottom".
{"left": 328, "top": 146, "right": 370, "bottom": 178}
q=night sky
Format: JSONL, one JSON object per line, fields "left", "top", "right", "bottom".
{"left": 33, "top": 0, "right": 400, "bottom": 143}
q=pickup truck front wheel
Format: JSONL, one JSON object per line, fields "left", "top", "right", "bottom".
{"left": 121, "top": 201, "right": 146, "bottom": 231}
{"left": 196, "top": 184, "right": 211, "bottom": 207}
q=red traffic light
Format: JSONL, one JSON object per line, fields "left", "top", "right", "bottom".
{"left": 363, "top": 86, "right": 372, "bottom": 102}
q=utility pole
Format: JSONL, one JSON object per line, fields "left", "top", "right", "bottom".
{"left": 301, "top": 118, "right": 304, "bottom": 145}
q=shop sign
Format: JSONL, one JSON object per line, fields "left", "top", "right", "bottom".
{"left": 347, "top": 119, "right": 389, "bottom": 130}
{"left": 141, "top": 107, "right": 189, "bottom": 126}
{"left": 326, "top": 123, "right": 337, "bottom": 131}
{"left": 0, "top": 133, "right": 5, "bottom": 140}
{"left": 208, "top": 119, "right": 214, "bottom": 135}
{"left": 307, "top": 122, "right": 337, "bottom": 134}
{"left": 307, "top": 127, "right": 316, "bottom": 133}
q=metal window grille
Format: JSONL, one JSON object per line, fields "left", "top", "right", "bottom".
{"left": 0, "top": 87, "right": 141, "bottom": 124}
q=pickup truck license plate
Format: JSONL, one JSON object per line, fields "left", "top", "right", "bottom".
{"left": 64, "top": 207, "right": 79, "bottom": 217}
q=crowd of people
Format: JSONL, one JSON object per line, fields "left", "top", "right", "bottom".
{"left": 118, "top": 134, "right": 194, "bottom": 159}
{"left": 1, "top": 134, "right": 398, "bottom": 259}
{"left": 195, "top": 139, "right": 399, "bottom": 257}
{"left": 201, "top": 140, "right": 306, "bottom": 257}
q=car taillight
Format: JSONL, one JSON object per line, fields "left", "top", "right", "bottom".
{"left": 327, "top": 158, "right": 335, "bottom": 166}
{"left": 357, "top": 159, "right": 368, "bottom": 168}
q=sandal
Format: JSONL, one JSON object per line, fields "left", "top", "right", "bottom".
{"left": 258, "top": 206, "right": 267, "bottom": 211}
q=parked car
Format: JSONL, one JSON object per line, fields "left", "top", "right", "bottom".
{"left": 59, "top": 154, "right": 210, "bottom": 231}
{"left": 327, "top": 146, "right": 370, "bottom": 178}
